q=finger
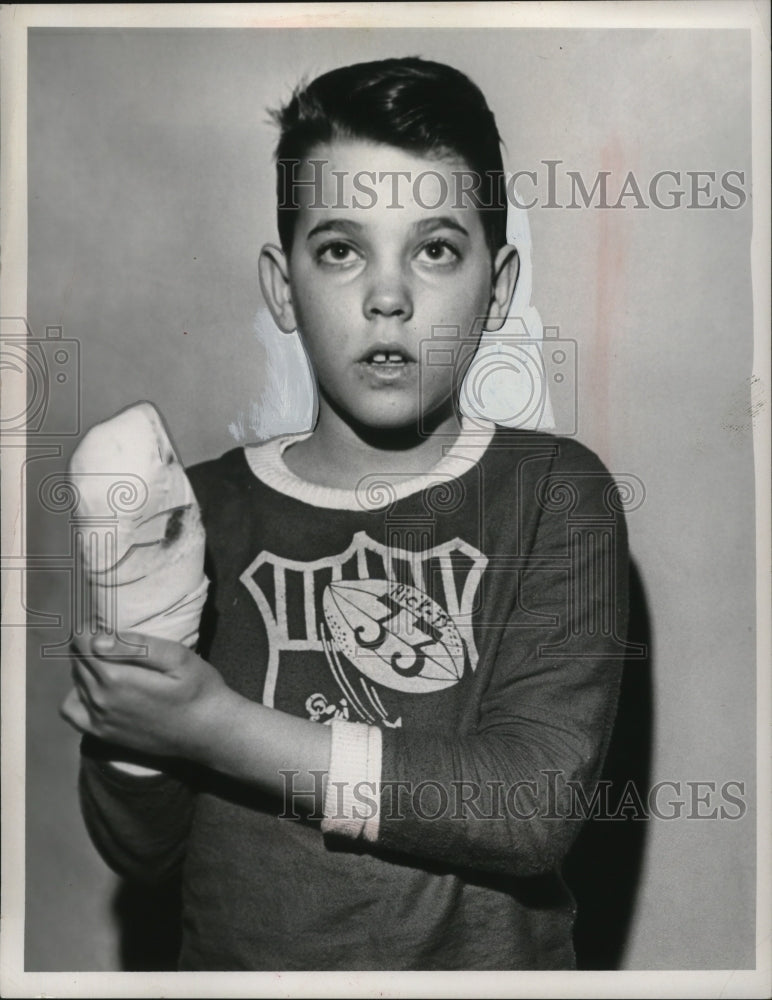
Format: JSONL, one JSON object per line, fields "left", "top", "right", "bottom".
{"left": 70, "top": 641, "right": 112, "bottom": 686}
{"left": 59, "top": 687, "right": 92, "bottom": 734}
{"left": 71, "top": 631, "right": 152, "bottom": 672}
{"left": 70, "top": 630, "right": 123, "bottom": 668}
{"left": 90, "top": 631, "right": 149, "bottom": 659}
{"left": 72, "top": 643, "right": 158, "bottom": 699}
{"left": 71, "top": 660, "right": 101, "bottom": 712}
{"left": 71, "top": 630, "right": 98, "bottom": 660}
{"left": 91, "top": 631, "right": 188, "bottom": 673}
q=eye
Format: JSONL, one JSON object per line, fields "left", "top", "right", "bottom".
{"left": 316, "top": 241, "right": 360, "bottom": 266}
{"left": 416, "top": 239, "right": 461, "bottom": 265}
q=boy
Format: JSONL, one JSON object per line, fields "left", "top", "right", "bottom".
{"left": 63, "top": 58, "right": 629, "bottom": 970}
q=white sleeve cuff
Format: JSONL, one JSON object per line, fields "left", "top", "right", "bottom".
{"left": 106, "top": 760, "right": 163, "bottom": 777}
{"left": 321, "top": 720, "right": 382, "bottom": 843}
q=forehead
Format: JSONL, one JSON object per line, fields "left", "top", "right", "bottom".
{"left": 288, "top": 139, "right": 487, "bottom": 238}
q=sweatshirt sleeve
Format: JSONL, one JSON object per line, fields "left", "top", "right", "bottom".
{"left": 323, "top": 441, "right": 630, "bottom": 878}
{"left": 78, "top": 736, "right": 195, "bottom": 884}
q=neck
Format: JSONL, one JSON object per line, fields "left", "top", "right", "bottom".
{"left": 284, "top": 398, "right": 465, "bottom": 488}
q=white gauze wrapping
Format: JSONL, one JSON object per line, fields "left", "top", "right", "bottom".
{"left": 68, "top": 401, "right": 208, "bottom": 645}
{"left": 66, "top": 402, "right": 208, "bottom": 775}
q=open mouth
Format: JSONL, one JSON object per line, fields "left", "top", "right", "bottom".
{"left": 366, "top": 350, "right": 408, "bottom": 365}
{"left": 359, "top": 344, "right": 416, "bottom": 367}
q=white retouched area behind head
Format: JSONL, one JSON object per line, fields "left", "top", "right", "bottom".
{"left": 460, "top": 197, "right": 556, "bottom": 431}
{"left": 230, "top": 195, "right": 554, "bottom": 443}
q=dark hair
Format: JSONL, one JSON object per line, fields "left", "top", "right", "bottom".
{"left": 270, "top": 57, "right": 507, "bottom": 258}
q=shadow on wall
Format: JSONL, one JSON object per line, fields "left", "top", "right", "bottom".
{"left": 112, "top": 877, "right": 182, "bottom": 971}
{"left": 563, "top": 557, "right": 653, "bottom": 970}
{"left": 110, "top": 559, "right": 654, "bottom": 972}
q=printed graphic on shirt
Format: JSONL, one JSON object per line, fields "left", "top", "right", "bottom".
{"left": 304, "top": 691, "right": 350, "bottom": 723}
{"left": 240, "top": 530, "right": 487, "bottom": 727}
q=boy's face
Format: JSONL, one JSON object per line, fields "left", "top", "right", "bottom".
{"left": 261, "top": 140, "right": 517, "bottom": 436}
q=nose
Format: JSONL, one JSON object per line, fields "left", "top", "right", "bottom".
{"left": 363, "top": 262, "right": 413, "bottom": 321}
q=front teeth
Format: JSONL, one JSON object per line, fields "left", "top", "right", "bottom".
{"left": 370, "top": 351, "right": 405, "bottom": 364}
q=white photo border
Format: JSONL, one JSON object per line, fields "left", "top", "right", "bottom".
{"left": 1, "top": 3, "right": 769, "bottom": 997}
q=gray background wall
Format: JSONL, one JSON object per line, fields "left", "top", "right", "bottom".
{"left": 24, "top": 28, "right": 756, "bottom": 970}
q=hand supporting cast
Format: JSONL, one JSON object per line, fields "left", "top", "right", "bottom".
{"left": 61, "top": 631, "right": 333, "bottom": 813}
{"left": 61, "top": 632, "right": 235, "bottom": 765}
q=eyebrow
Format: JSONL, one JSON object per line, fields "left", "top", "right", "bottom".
{"left": 306, "top": 216, "right": 470, "bottom": 241}
{"left": 414, "top": 217, "right": 470, "bottom": 238}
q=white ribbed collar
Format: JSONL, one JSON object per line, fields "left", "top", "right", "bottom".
{"left": 243, "top": 418, "right": 496, "bottom": 511}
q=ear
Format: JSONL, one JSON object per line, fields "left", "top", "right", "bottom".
{"left": 258, "top": 243, "right": 297, "bottom": 333}
{"left": 484, "top": 245, "right": 520, "bottom": 333}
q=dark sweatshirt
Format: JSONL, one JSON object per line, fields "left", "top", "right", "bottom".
{"left": 79, "top": 425, "right": 629, "bottom": 970}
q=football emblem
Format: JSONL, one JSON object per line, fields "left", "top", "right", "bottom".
{"left": 322, "top": 578, "right": 466, "bottom": 694}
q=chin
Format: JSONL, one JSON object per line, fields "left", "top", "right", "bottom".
{"left": 359, "top": 408, "right": 422, "bottom": 434}
{"left": 351, "top": 397, "right": 458, "bottom": 440}
{"left": 323, "top": 383, "right": 457, "bottom": 439}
